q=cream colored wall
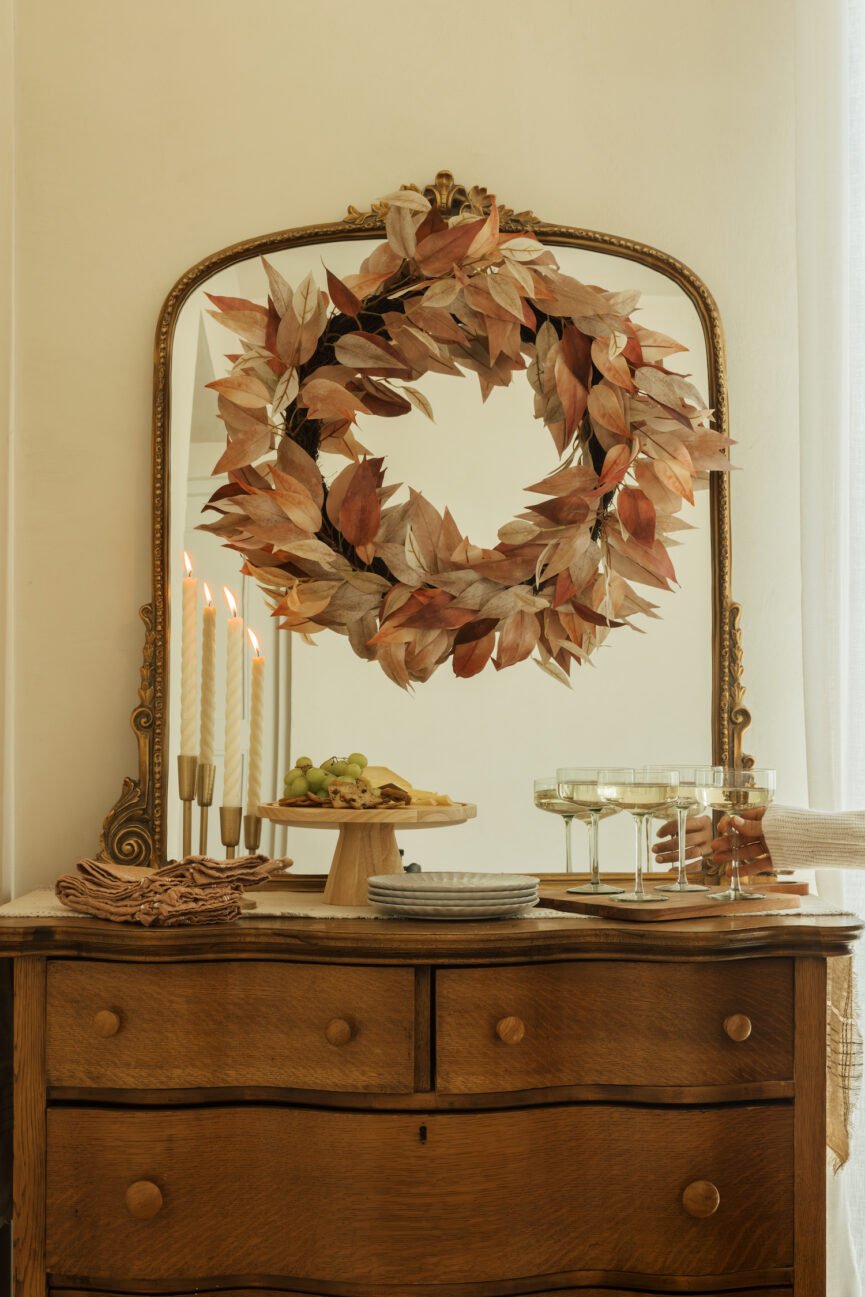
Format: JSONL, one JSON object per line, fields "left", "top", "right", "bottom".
{"left": 1, "top": 0, "right": 13, "bottom": 899}
{"left": 5, "top": 0, "right": 804, "bottom": 890}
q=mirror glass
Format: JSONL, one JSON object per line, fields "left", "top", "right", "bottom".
{"left": 167, "top": 238, "right": 711, "bottom": 873}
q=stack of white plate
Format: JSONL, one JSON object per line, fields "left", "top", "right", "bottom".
{"left": 368, "top": 871, "right": 539, "bottom": 920}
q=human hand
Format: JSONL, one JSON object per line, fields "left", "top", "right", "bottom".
{"left": 710, "top": 806, "right": 771, "bottom": 867}
{"left": 652, "top": 814, "right": 714, "bottom": 866}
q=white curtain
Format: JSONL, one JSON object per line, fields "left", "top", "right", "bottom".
{"left": 795, "top": 0, "right": 865, "bottom": 1290}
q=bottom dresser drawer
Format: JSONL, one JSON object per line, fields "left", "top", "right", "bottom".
{"left": 46, "top": 1103, "right": 793, "bottom": 1287}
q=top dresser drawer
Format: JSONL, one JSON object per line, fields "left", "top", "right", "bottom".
{"left": 46, "top": 960, "right": 416, "bottom": 1093}
{"left": 436, "top": 958, "right": 793, "bottom": 1093}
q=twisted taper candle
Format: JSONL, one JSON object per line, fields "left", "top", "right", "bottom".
{"left": 180, "top": 553, "right": 198, "bottom": 757}
{"left": 223, "top": 586, "right": 243, "bottom": 807}
{"left": 246, "top": 628, "right": 265, "bottom": 816}
{"left": 199, "top": 585, "right": 216, "bottom": 766}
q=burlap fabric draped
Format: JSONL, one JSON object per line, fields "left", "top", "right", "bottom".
{"left": 827, "top": 955, "right": 863, "bottom": 1168}
{"left": 55, "top": 855, "right": 290, "bottom": 927}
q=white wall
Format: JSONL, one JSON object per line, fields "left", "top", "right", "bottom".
{"left": 2, "top": 0, "right": 804, "bottom": 891}
{"left": 0, "top": 0, "right": 14, "bottom": 899}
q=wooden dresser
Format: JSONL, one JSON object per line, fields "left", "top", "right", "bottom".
{"left": 0, "top": 900, "right": 860, "bottom": 1297}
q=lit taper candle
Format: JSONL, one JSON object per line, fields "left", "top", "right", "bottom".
{"left": 180, "top": 552, "right": 198, "bottom": 757}
{"left": 246, "top": 628, "right": 265, "bottom": 816}
{"left": 199, "top": 583, "right": 216, "bottom": 767}
{"left": 222, "top": 586, "right": 243, "bottom": 807}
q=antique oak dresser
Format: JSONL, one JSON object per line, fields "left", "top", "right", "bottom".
{"left": 0, "top": 898, "right": 860, "bottom": 1297}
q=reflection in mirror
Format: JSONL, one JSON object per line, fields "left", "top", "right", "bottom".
{"left": 168, "top": 240, "right": 711, "bottom": 873}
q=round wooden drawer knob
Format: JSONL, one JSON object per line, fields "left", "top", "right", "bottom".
{"left": 495, "top": 1016, "right": 526, "bottom": 1045}
{"left": 325, "top": 1018, "right": 354, "bottom": 1047}
{"left": 682, "top": 1180, "right": 721, "bottom": 1218}
{"left": 93, "top": 1009, "right": 121, "bottom": 1038}
{"left": 723, "top": 1013, "right": 752, "bottom": 1042}
{"left": 125, "top": 1180, "right": 163, "bottom": 1219}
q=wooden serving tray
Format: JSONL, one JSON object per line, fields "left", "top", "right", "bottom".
{"left": 539, "top": 887, "right": 801, "bottom": 922}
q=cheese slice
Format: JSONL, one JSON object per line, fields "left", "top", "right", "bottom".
{"left": 364, "top": 766, "right": 454, "bottom": 807}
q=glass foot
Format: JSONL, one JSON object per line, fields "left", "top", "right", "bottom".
{"left": 657, "top": 881, "right": 709, "bottom": 892}
{"left": 566, "top": 882, "right": 625, "bottom": 895}
{"left": 710, "top": 887, "right": 766, "bottom": 901}
{"left": 615, "top": 890, "right": 669, "bottom": 903}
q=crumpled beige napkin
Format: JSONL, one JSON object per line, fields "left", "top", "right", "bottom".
{"left": 55, "top": 854, "right": 291, "bottom": 927}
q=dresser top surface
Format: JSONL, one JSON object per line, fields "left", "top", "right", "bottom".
{"left": 0, "top": 893, "right": 860, "bottom": 962}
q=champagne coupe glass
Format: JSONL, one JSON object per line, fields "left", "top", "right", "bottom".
{"left": 694, "top": 767, "right": 776, "bottom": 901}
{"left": 556, "top": 768, "right": 624, "bottom": 895}
{"left": 534, "top": 777, "right": 578, "bottom": 873}
{"left": 656, "top": 766, "right": 709, "bottom": 893}
{"left": 597, "top": 768, "right": 679, "bottom": 903}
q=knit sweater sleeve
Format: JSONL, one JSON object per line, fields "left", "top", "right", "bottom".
{"left": 762, "top": 804, "right": 865, "bottom": 871}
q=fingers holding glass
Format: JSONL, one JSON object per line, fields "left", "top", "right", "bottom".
{"left": 694, "top": 768, "right": 776, "bottom": 901}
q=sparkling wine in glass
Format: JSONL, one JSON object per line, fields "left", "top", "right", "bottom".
{"left": 597, "top": 768, "right": 679, "bottom": 903}
{"left": 556, "top": 768, "right": 624, "bottom": 895}
{"left": 656, "top": 767, "right": 709, "bottom": 893}
{"left": 694, "top": 767, "right": 776, "bottom": 901}
{"left": 534, "top": 777, "right": 578, "bottom": 873}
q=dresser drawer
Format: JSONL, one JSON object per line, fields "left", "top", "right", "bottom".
{"left": 46, "top": 1102, "right": 792, "bottom": 1285}
{"left": 436, "top": 958, "right": 793, "bottom": 1092}
{"left": 46, "top": 960, "right": 416, "bottom": 1092}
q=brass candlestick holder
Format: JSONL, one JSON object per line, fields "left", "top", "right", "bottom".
{"left": 177, "top": 755, "right": 199, "bottom": 858}
{"left": 243, "top": 813, "right": 262, "bottom": 854}
{"left": 219, "top": 806, "right": 243, "bottom": 861}
{"left": 196, "top": 762, "right": 216, "bottom": 856}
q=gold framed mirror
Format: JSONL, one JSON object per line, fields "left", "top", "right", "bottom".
{"left": 98, "top": 171, "right": 751, "bottom": 870}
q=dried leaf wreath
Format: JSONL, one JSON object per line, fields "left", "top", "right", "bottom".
{"left": 201, "top": 187, "right": 731, "bottom": 688}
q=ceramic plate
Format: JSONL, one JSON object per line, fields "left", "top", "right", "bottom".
{"left": 368, "top": 886, "right": 538, "bottom": 905}
{"left": 370, "top": 898, "right": 539, "bottom": 919}
{"left": 368, "top": 871, "right": 537, "bottom": 894}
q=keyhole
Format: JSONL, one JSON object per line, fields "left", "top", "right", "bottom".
{"left": 419, "top": 1123, "right": 428, "bottom": 1145}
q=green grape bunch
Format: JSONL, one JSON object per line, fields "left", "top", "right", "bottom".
{"left": 283, "top": 751, "right": 369, "bottom": 802}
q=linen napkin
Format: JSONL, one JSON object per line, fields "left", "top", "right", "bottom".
{"left": 56, "top": 854, "right": 290, "bottom": 927}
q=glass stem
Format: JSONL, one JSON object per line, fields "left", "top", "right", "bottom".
{"left": 633, "top": 813, "right": 647, "bottom": 898}
{"left": 729, "top": 821, "right": 743, "bottom": 897}
{"left": 676, "top": 806, "right": 688, "bottom": 887}
{"left": 588, "top": 810, "right": 600, "bottom": 888}
{"left": 564, "top": 815, "right": 574, "bottom": 874}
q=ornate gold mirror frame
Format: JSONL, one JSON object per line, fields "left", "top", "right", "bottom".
{"left": 98, "top": 171, "right": 752, "bottom": 867}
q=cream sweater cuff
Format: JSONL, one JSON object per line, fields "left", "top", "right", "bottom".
{"left": 763, "top": 804, "right": 865, "bottom": 872}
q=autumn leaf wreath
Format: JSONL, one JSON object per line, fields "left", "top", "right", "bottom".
{"left": 201, "top": 188, "right": 730, "bottom": 687}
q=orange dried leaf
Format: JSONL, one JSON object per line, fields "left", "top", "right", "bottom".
{"left": 617, "top": 487, "right": 656, "bottom": 547}
{"left": 338, "top": 459, "right": 382, "bottom": 548}
{"left": 325, "top": 267, "right": 361, "bottom": 318}
{"left": 414, "top": 216, "right": 487, "bottom": 276}
{"left": 452, "top": 620, "right": 497, "bottom": 678}
{"left": 495, "top": 610, "right": 541, "bottom": 669}
{"left": 599, "top": 443, "right": 633, "bottom": 490}
{"left": 206, "top": 373, "right": 271, "bottom": 408}
{"left": 587, "top": 381, "right": 630, "bottom": 437}
{"left": 334, "top": 332, "right": 410, "bottom": 374}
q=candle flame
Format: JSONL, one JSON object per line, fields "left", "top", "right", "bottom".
{"left": 248, "top": 627, "right": 261, "bottom": 656}
{"left": 183, "top": 551, "right": 193, "bottom": 578}
{"left": 202, "top": 582, "right": 213, "bottom": 607}
{"left": 223, "top": 586, "right": 239, "bottom": 619}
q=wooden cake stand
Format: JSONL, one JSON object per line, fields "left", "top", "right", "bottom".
{"left": 258, "top": 802, "right": 477, "bottom": 905}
